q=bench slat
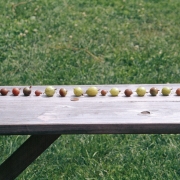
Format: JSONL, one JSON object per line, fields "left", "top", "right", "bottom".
{"left": 0, "top": 84, "right": 180, "bottom": 134}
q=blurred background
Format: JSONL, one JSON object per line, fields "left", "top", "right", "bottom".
{"left": 1, "top": 0, "right": 180, "bottom": 85}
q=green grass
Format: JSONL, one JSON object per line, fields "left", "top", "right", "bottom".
{"left": 1, "top": 134, "right": 180, "bottom": 179}
{"left": 1, "top": 0, "right": 180, "bottom": 85}
{"left": 1, "top": 0, "right": 180, "bottom": 179}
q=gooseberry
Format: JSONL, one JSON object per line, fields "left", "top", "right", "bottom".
{"left": 12, "top": 88, "right": 21, "bottom": 96}
{"left": 161, "top": 87, "right": 172, "bottom": 96}
{"left": 149, "top": 87, "right": 159, "bottom": 96}
{"left": 86, "top": 87, "right": 99, "bottom": 97}
{"left": 136, "top": 87, "right": 146, "bottom": 97}
{"left": 45, "top": 86, "right": 56, "bottom": 97}
{"left": 35, "top": 90, "right": 42, "bottom": 96}
{"left": 124, "top": 89, "right": 133, "bottom": 97}
{"left": 176, "top": 88, "right": 180, "bottom": 96}
{"left": 23, "top": 86, "right": 32, "bottom": 96}
{"left": 59, "top": 88, "right": 68, "bottom": 97}
{"left": 101, "top": 90, "right": 108, "bottom": 96}
{"left": 0, "top": 88, "right": 9, "bottom": 96}
{"left": 74, "top": 87, "right": 83, "bottom": 97}
{"left": 110, "top": 87, "right": 120, "bottom": 96}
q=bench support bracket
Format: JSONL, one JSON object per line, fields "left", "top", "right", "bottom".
{"left": 0, "top": 134, "right": 61, "bottom": 180}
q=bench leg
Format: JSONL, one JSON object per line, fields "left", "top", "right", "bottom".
{"left": 0, "top": 134, "right": 61, "bottom": 180}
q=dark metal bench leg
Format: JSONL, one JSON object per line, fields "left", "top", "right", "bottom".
{"left": 0, "top": 134, "right": 61, "bottom": 180}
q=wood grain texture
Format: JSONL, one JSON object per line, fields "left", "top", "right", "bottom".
{"left": 1, "top": 84, "right": 180, "bottom": 134}
{"left": 0, "top": 134, "right": 60, "bottom": 180}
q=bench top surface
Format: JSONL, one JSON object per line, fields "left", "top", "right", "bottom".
{"left": 1, "top": 84, "right": 180, "bottom": 135}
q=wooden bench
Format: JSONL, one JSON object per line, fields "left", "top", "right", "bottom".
{"left": 0, "top": 84, "right": 180, "bottom": 179}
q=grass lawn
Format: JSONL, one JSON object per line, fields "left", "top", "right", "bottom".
{"left": 1, "top": 0, "right": 180, "bottom": 179}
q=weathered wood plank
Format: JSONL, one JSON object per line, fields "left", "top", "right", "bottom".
{"left": 1, "top": 124, "right": 180, "bottom": 134}
{"left": 0, "top": 134, "right": 60, "bottom": 180}
{"left": 0, "top": 84, "right": 180, "bottom": 134}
